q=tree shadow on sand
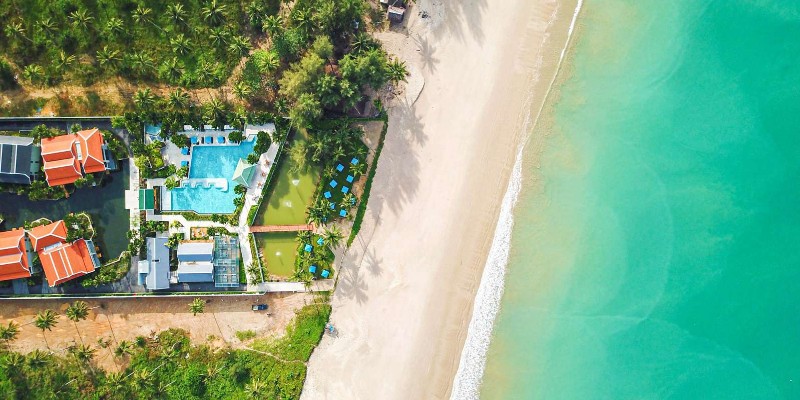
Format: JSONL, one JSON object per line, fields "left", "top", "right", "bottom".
{"left": 336, "top": 264, "right": 369, "bottom": 305}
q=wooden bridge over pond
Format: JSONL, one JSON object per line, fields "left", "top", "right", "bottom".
{"left": 249, "top": 224, "right": 315, "bottom": 233}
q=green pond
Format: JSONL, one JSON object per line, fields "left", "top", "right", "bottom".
{"left": 254, "top": 137, "right": 320, "bottom": 226}
{"left": 0, "top": 161, "right": 130, "bottom": 260}
{"left": 254, "top": 232, "right": 297, "bottom": 278}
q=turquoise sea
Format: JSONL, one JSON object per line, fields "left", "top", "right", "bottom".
{"left": 479, "top": 1, "right": 800, "bottom": 398}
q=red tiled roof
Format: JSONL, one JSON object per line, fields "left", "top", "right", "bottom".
{"left": 44, "top": 157, "right": 82, "bottom": 186}
{"left": 41, "top": 135, "right": 77, "bottom": 162}
{"left": 0, "top": 229, "right": 30, "bottom": 282}
{"left": 76, "top": 128, "right": 106, "bottom": 174}
{"left": 39, "top": 239, "right": 96, "bottom": 286}
{"left": 28, "top": 220, "right": 68, "bottom": 252}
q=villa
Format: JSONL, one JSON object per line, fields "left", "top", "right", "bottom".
{"left": 139, "top": 237, "right": 170, "bottom": 291}
{"left": 41, "top": 128, "right": 109, "bottom": 187}
{"left": 0, "top": 136, "right": 40, "bottom": 185}
{"left": 0, "top": 229, "right": 32, "bottom": 282}
{"left": 25, "top": 220, "right": 100, "bottom": 287}
{"left": 176, "top": 241, "right": 215, "bottom": 283}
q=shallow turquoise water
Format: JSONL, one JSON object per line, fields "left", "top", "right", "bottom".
{"left": 169, "top": 140, "right": 255, "bottom": 214}
{"left": 481, "top": 1, "right": 800, "bottom": 398}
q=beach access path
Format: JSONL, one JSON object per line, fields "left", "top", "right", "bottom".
{"left": 302, "top": 0, "right": 575, "bottom": 398}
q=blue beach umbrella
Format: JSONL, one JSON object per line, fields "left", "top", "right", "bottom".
{"left": 304, "top": 244, "right": 313, "bottom": 252}
{"left": 330, "top": 180, "right": 338, "bottom": 188}
{"left": 309, "top": 265, "right": 317, "bottom": 274}
{"left": 342, "top": 186, "right": 349, "bottom": 194}
{"left": 336, "top": 163, "right": 345, "bottom": 172}
{"left": 321, "top": 270, "right": 330, "bottom": 279}
{"left": 324, "top": 191, "right": 332, "bottom": 199}
{"left": 351, "top": 157, "right": 359, "bottom": 165}
{"left": 339, "top": 209, "right": 347, "bottom": 217}
{"left": 346, "top": 175, "right": 354, "bottom": 183}
{"left": 317, "top": 237, "right": 324, "bottom": 246}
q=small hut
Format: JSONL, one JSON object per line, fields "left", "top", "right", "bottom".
{"left": 388, "top": 5, "right": 406, "bottom": 23}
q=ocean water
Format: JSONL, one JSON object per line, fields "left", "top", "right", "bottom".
{"left": 477, "top": 1, "right": 800, "bottom": 399}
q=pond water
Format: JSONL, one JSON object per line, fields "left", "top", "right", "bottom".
{"left": 0, "top": 160, "right": 130, "bottom": 259}
{"left": 254, "top": 232, "right": 297, "bottom": 278}
{"left": 254, "top": 137, "right": 320, "bottom": 226}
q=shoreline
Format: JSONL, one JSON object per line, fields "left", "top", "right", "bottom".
{"left": 450, "top": 0, "right": 585, "bottom": 398}
{"left": 302, "top": 1, "right": 578, "bottom": 398}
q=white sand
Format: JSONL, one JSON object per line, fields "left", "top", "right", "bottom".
{"left": 303, "top": 1, "right": 576, "bottom": 398}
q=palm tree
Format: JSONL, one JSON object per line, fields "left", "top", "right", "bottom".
{"left": 5, "top": 21, "right": 32, "bottom": 44}
{"left": 130, "top": 51, "right": 155, "bottom": 78}
{"left": 0, "top": 321, "right": 19, "bottom": 348}
{"left": 134, "top": 88, "right": 156, "bottom": 112}
{"left": 340, "top": 193, "right": 356, "bottom": 211}
{"left": 233, "top": 81, "right": 252, "bottom": 100}
{"left": 170, "top": 34, "right": 192, "bottom": 56}
{"left": 202, "top": 0, "right": 228, "bottom": 25}
{"left": 34, "top": 309, "right": 58, "bottom": 351}
{"left": 168, "top": 89, "right": 190, "bottom": 110}
{"left": 307, "top": 205, "right": 327, "bottom": 227}
{"left": 258, "top": 50, "right": 280, "bottom": 73}
{"left": 323, "top": 226, "right": 344, "bottom": 249}
{"left": 262, "top": 15, "right": 284, "bottom": 37}
{"left": 134, "top": 369, "right": 153, "bottom": 389}
{"left": 104, "top": 371, "right": 125, "bottom": 392}
{"left": 296, "top": 230, "right": 313, "bottom": 244}
{"left": 351, "top": 161, "right": 367, "bottom": 177}
{"left": 27, "top": 349, "right": 49, "bottom": 368}
{"left": 209, "top": 27, "right": 228, "bottom": 48}
{"left": 387, "top": 59, "right": 409, "bottom": 84}
{"left": 68, "top": 9, "right": 94, "bottom": 32}
{"left": 70, "top": 343, "right": 96, "bottom": 367}
{"left": 97, "top": 46, "right": 122, "bottom": 72}
{"left": 245, "top": 378, "right": 265, "bottom": 398}
{"left": 65, "top": 300, "right": 89, "bottom": 345}
{"left": 228, "top": 35, "right": 251, "bottom": 58}
{"left": 292, "top": 8, "right": 313, "bottom": 37}
{"left": 106, "top": 17, "right": 125, "bottom": 38}
{"left": 53, "top": 51, "right": 76, "bottom": 75}
{"left": 132, "top": 5, "right": 165, "bottom": 34}
{"left": 3, "top": 352, "right": 24, "bottom": 369}
{"left": 189, "top": 298, "right": 205, "bottom": 316}
{"left": 167, "top": 3, "right": 188, "bottom": 27}
{"left": 351, "top": 32, "right": 374, "bottom": 54}
{"left": 162, "top": 58, "right": 183, "bottom": 83}
{"left": 114, "top": 340, "right": 133, "bottom": 359}
{"left": 204, "top": 98, "right": 227, "bottom": 127}
{"left": 39, "top": 17, "right": 57, "bottom": 37}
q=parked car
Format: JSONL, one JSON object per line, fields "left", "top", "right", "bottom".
{"left": 252, "top": 304, "right": 269, "bottom": 311}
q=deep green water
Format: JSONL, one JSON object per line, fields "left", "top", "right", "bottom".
{"left": 480, "top": 1, "right": 800, "bottom": 398}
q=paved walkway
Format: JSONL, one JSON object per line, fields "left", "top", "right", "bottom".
{"left": 249, "top": 224, "right": 314, "bottom": 233}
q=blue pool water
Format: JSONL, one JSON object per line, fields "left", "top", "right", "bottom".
{"left": 168, "top": 139, "right": 256, "bottom": 214}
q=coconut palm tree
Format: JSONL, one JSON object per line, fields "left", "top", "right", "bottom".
{"left": 5, "top": 21, "right": 32, "bottom": 44}
{"left": 167, "top": 3, "right": 188, "bottom": 27}
{"left": 22, "top": 64, "right": 45, "bottom": 86}
{"left": 3, "top": 352, "right": 24, "bottom": 369}
{"left": 34, "top": 309, "right": 58, "bottom": 351}
{"left": 132, "top": 5, "right": 166, "bottom": 34}
{"left": 258, "top": 50, "right": 280, "bottom": 73}
{"left": 292, "top": 8, "right": 313, "bottom": 37}
{"left": 53, "top": 50, "right": 76, "bottom": 75}
{"left": 65, "top": 300, "right": 89, "bottom": 345}
{"left": 106, "top": 17, "right": 125, "bottom": 38}
{"left": 351, "top": 161, "right": 367, "bottom": 178}
{"left": 387, "top": 59, "right": 409, "bottom": 84}
{"left": 245, "top": 378, "right": 265, "bottom": 398}
{"left": 233, "top": 81, "right": 252, "bottom": 101}
{"left": 296, "top": 230, "right": 313, "bottom": 244}
{"left": 130, "top": 51, "right": 155, "bottom": 78}
{"left": 114, "top": 340, "right": 133, "bottom": 359}
{"left": 162, "top": 58, "right": 183, "bottom": 83}
{"left": 204, "top": 97, "right": 227, "bottom": 127}
{"left": 262, "top": 15, "right": 284, "bottom": 37}
{"left": 27, "top": 349, "right": 49, "bottom": 368}
{"left": 104, "top": 371, "right": 125, "bottom": 392}
{"left": 96, "top": 46, "right": 122, "bottom": 72}
{"left": 351, "top": 32, "right": 374, "bottom": 54}
{"left": 168, "top": 89, "right": 190, "bottom": 110}
{"left": 39, "top": 17, "right": 57, "bottom": 37}
{"left": 340, "top": 193, "right": 356, "bottom": 211}
{"left": 228, "top": 35, "right": 251, "bottom": 58}
{"left": 70, "top": 343, "right": 96, "bottom": 367}
{"left": 189, "top": 298, "right": 205, "bottom": 316}
{"left": 323, "top": 226, "right": 344, "bottom": 249}
{"left": 209, "top": 27, "right": 228, "bottom": 48}
{"left": 0, "top": 321, "right": 19, "bottom": 349}
{"left": 68, "top": 9, "right": 94, "bottom": 32}
{"left": 134, "top": 88, "right": 156, "bottom": 112}
{"left": 202, "top": 0, "right": 228, "bottom": 25}
{"left": 170, "top": 34, "right": 192, "bottom": 56}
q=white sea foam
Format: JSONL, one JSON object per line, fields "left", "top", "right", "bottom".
{"left": 449, "top": 1, "right": 584, "bottom": 399}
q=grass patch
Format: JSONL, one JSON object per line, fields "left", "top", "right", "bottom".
{"left": 236, "top": 330, "right": 257, "bottom": 342}
{"left": 348, "top": 117, "right": 388, "bottom": 247}
{"left": 252, "top": 302, "right": 332, "bottom": 362}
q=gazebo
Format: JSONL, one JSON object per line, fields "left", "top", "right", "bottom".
{"left": 232, "top": 158, "right": 257, "bottom": 187}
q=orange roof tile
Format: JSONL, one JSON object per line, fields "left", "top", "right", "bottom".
{"left": 0, "top": 229, "right": 30, "bottom": 282}
{"left": 76, "top": 128, "right": 106, "bottom": 174}
{"left": 41, "top": 135, "right": 77, "bottom": 162}
{"left": 28, "top": 220, "right": 68, "bottom": 252}
{"left": 44, "top": 157, "right": 82, "bottom": 186}
{"left": 39, "top": 239, "right": 96, "bottom": 287}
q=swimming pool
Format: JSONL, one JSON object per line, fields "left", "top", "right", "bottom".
{"left": 167, "top": 139, "right": 256, "bottom": 214}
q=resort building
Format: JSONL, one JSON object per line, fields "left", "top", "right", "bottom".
{"left": 176, "top": 241, "right": 215, "bottom": 283}
{"left": 29, "top": 220, "right": 100, "bottom": 286}
{"left": 139, "top": 237, "right": 170, "bottom": 290}
{"left": 0, "top": 229, "right": 31, "bottom": 282}
{"left": 40, "top": 129, "right": 108, "bottom": 186}
{"left": 0, "top": 136, "right": 40, "bottom": 185}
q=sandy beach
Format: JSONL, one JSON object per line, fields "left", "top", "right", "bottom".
{"left": 303, "top": 0, "right": 577, "bottom": 398}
